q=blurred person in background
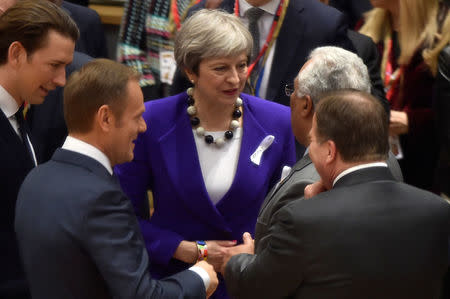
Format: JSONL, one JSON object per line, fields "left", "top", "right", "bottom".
{"left": 118, "top": 0, "right": 201, "bottom": 100}
{"left": 360, "top": 0, "right": 450, "bottom": 191}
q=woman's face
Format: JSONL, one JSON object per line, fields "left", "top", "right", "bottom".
{"left": 187, "top": 52, "right": 248, "bottom": 106}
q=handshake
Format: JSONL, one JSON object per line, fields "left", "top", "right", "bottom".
{"left": 189, "top": 232, "right": 255, "bottom": 298}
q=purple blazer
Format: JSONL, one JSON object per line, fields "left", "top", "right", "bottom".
{"left": 116, "top": 92, "right": 295, "bottom": 298}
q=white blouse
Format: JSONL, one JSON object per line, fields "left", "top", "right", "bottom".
{"left": 193, "top": 127, "right": 243, "bottom": 205}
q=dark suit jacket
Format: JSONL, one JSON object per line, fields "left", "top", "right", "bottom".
{"left": 15, "top": 148, "right": 205, "bottom": 299}
{"left": 254, "top": 152, "right": 403, "bottom": 253}
{"left": 27, "top": 51, "right": 92, "bottom": 163}
{"left": 347, "top": 29, "right": 389, "bottom": 114}
{"left": 0, "top": 102, "right": 34, "bottom": 298}
{"left": 171, "top": 0, "right": 353, "bottom": 106}
{"left": 225, "top": 167, "right": 449, "bottom": 299}
{"left": 434, "top": 44, "right": 450, "bottom": 195}
{"left": 62, "top": 1, "right": 107, "bottom": 58}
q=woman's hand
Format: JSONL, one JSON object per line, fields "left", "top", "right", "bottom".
{"left": 205, "top": 240, "right": 237, "bottom": 272}
{"left": 173, "top": 239, "right": 237, "bottom": 271}
{"left": 389, "top": 110, "right": 409, "bottom": 136}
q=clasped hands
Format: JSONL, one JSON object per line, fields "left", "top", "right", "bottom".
{"left": 199, "top": 234, "right": 255, "bottom": 275}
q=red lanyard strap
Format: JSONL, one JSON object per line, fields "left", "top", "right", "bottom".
{"left": 172, "top": 0, "right": 202, "bottom": 31}
{"left": 383, "top": 37, "right": 403, "bottom": 102}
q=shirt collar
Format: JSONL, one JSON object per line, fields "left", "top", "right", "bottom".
{"left": 62, "top": 135, "right": 113, "bottom": 175}
{"left": 303, "top": 146, "right": 309, "bottom": 157}
{"left": 239, "top": 0, "right": 279, "bottom": 17}
{"left": 0, "top": 84, "right": 20, "bottom": 118}
{"left": 333, "top": 162, "right": 388, "bottom": 187}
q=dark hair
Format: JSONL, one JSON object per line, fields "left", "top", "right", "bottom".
{"left": 0, "top": 0, "right": 79, "bottom": 65}
{"left": 315, "top": 89, "right": 389, "bottom": 162}
{"left": 64, "top": 59, "right": 141, "bottom": 134}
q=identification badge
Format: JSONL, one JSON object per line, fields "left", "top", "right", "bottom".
{"left": 389, "top": 136, "right": 403, "bottom": 159}
{"left": 160, "top": 50, "right": 177, "bottom": 85}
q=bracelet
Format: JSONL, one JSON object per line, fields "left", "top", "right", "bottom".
{"left": 196, "top": 240, "right": 207, "bottom": 261}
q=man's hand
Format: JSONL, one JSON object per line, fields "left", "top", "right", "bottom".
{"left": 195, "top": 260, "right": 218, "bottom": 298}
{"left": 304, "top": 180, "right": 327, "bottom": 199}
{"left": 220, "top": 232, "right": 254, "bottom": 275}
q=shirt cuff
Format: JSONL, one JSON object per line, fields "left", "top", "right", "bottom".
{"left": 188, "top": 266, "right": 210, "bottom": 291}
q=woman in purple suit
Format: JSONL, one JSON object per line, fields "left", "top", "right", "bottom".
{"left": 116, "top": 9, "right": 296, "bottom": 298}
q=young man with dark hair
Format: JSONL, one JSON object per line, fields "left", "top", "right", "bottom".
{"left": 0, "top": 1, "right": 78, "bottom": 297}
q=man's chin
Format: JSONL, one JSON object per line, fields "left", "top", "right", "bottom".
{"left": 29, "top": 95, "right": 46, "bottom": 105}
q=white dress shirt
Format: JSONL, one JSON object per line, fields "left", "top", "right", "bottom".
{"left": 239, "top": 0, "right": 279, "bottom": 99}
{"left": 62, "top": 136, "right": 211, "bottom": 290}
{"left": 0, "top": 84, "right": 37, "bottom": 166}
{"left": 62, "top": 136, "right": 113, "bottom": 174}
{"left": 333, "top": 162, "right": 389, "bottom": 187}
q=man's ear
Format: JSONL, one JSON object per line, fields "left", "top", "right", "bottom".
{"left": 325, "top": 140, "right": 337, "bottom": 164}
{"left": 301, "top": 95, "right": 314, "bottom": 117}
{"left": 97, "top": 105, "right": 114, "bottom": 132}
{"left": 8, "top": 41, "right": 27, "bottom": 67}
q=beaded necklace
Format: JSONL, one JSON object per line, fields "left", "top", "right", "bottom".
{"left": 186, "top": 88, "right": 243, "bottom": 147}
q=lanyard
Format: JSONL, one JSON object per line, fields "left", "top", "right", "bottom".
{"left": 172, "top": 0, "right": 202, "bottom": 31}
{"left": 383, "top": 37, "right": 403, "bottom": 102}
{"left": 234, "top": 0, "right": 289, "bottom": 78}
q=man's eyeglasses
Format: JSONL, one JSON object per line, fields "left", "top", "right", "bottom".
{"left": 285, "top": 83, "right": 295, "bottom": 97}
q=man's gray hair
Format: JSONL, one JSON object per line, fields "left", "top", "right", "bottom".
{"left": 175, "top": 9, "right": 252, "bottom": 74}
{"left": 296, "top": 46, "right": 371, "bottom": 106}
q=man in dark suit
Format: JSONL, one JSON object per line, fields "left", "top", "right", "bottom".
{"left": 254, "top": 46, "right": 402, "bottom": 251}
{"left": 15, "top": 59, "right": 218, "bottom": 299}
{"left": 27, "top": 51, "right": 92, "bottom": 163}
{"left": 171, "top": 0, "right": 353, "bottom": 106}
{"left": 223, "top": 89, "right": 449, "bottom": 298}
{"left": 0, "top": 1, "right": 78, "bottom": 298}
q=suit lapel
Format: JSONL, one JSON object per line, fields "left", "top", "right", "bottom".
{"left": 258, "top": 153, "right": 312, "bottom": 216}
{"left": 266, "top": 0, "right": 305, "bottom": 101}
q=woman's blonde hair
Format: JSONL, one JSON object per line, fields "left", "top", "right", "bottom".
{"left": 360, "top": 0, "right": 449, "bottom": 75}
